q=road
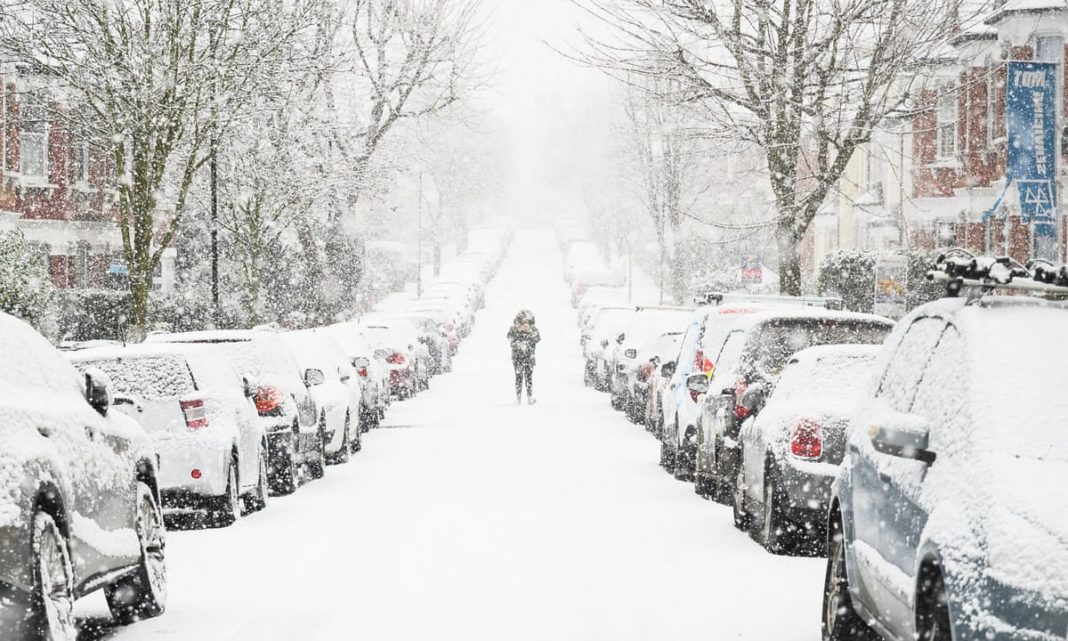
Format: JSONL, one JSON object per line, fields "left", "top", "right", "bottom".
{"left": 77, "top": 230, "right": 824, "bottom": 641}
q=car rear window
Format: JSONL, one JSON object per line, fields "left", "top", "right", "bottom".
{"left": 747, "top": 319, "right": 890, "bottom": 377}
{"left": 79, "top": 355, "right": 196, "bottom": 399}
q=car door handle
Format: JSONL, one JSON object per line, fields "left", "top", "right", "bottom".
{"left": 85, "top": 425, "right": 97, "bottom": 441}
{"left": 878, "top": 471, "right": 892, "bottom": 484}
{"left": 37, "top": 425, "right": 52, "bottom": 438}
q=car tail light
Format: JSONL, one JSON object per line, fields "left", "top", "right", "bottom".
{"left": 191, "top": 468, "right": 202, "bottom": 480}
{"left": 790, "top": 418, "right": 823, "bottom": 460}
{"left": 694, "top": 349, "right": 704, "bottom": 371}
{"left": 254, "top": 385, "right": 284, "bottom": 417}
{"left": 357, "top": 367, "right": 369, "bottom": 378}
{"left": 180, "top": 398, "right": 208, "bottom": 430}
{"left": 386, "top": 352, "right": 406, "bottom": 365}
{"left": 732, "top": 378, "right": 750, "bottom": 419}
{"left": 638, "top": 362, "right": 654, "bottom": 382}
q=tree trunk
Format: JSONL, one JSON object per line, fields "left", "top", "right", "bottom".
{"left": 777, "top": 223, "right": 804, "bottom": 296}
{"left": 129, "top": 271, "right": 150, "bottom": 341}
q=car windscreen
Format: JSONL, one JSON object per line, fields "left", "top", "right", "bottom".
{"left": 78, "top": 355, "right": 196, "bottom": 400}
{"left": 624, "top": 310, "right": 693, "bottom": 344}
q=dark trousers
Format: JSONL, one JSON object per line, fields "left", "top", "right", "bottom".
{"left": 514, "top": 360, "right": 534, "bottom": 398}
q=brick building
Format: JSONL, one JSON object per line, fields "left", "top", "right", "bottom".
{"left": 0, "top": 65, "right": 175, "bottom": 292}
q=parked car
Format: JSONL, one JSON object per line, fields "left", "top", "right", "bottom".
{"left": 609, "top": 306, "right": 693, "bottom": 413}
{"left": 324, "top": 322, "right": 391, "bottom": 430}
{"left": 576, "top": 286, "right": 627, "bottom": 327}
{"left": 144, "top": 330, "right": 321, "bottom": 495}
{"left": 692, "top": 309, "right": 893, "bottom": 499}
{"left": 570, "top": 268, "right": 624, "bottom": 307}
{"left": 632, "top": 331, "right": 684, "bottom": 428}
{"left": 69, "top": 343, "right": 270, "bottom": 527}
{"left": 0, "top": 313, "right": 167, "bottom": 640}
{"left": 660, "top": 303, "right": 770, "bottom": 475}
{"left": 582, "top": 306, "right": 637, "bottom": 390}
{"left": 360, "top": 323, "right": 422, "bottom": 399}
{"left": 279, "top": 330, "right": 362, "bottom": 468}
{"left": 731, "top": 344, "right": 880, "bottom": 554}
{"left": 824, "top": 295, "right": 1068, "bottom": 641}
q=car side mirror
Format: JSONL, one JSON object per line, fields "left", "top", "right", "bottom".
{"left": 870, "top": 421, "right": 936, "bottom": 465}
{"left": 242, "top": 376, "right": 256, "bottom": 398}
{"left": 600, "top": 339, "right": 609, "bottom": 348}
{"left": 686, "top": 373, "right": 709, "bottom": 395}
{"left": 616, "top": 333, "right": 625, "bottom": 344}
{"left": 304, "top": 368, "right": 325, "bottom": 387}
{"left": 112, "top": 394, "right": 144, "bottom": 414}
{"left": 83, "top": 368, "right": 112, "bottom": 416}
{"left": 739, "top": 382, "right": 768, "bottom": 416}
{"left": 660, "top": 361, "right": 677, "bottom": 378}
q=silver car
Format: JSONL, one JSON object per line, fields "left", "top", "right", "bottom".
{"left": 0, "top": 313, "right": 167, "bottom": 640}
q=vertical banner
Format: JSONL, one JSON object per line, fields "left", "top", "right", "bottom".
{"left": 1006, "top": 61, "right": 1058, "bottom": 241}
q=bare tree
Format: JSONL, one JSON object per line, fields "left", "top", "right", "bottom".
{"left": 575, "top": 0, "right": 968, "bottom": 294}
{"left": 0, "top": 0, "right": 323, "bottom": 335}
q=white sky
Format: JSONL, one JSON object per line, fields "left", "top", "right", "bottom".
{"left": 481, "top": 0, "right": 617, "bottom": 222}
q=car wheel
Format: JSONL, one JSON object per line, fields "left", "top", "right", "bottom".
{"left": 244, "top": 445, "right": 270, "bottom": 514}
{"left": 105, "top": 482, "right": 167, "bottom": 624}
{"left": 329, "top": 414, "right": 352, "bottom": 465}
{"left": 659, "top": 438, "right": 675, "bottom": 471}
{"left": 351, "top": 418, "right": 363, "bottom": 454}
{"left": 209, "top": 458, "right": 241, "bottom": 528}
{"left": 673, "top": 428, "right": 695, "bottom": 482}
{"left": 732, "top": 468, "right": 752, "bottom": 531}
{"left": 26, "top": 510, "right": 76, "bottom": 641}
{"left": 761, "top": 469, "right": 793, "bottom": 554}
{"left": 268, "top": 428, "right": 299, "bottom": 496}
{"left": 918, "top": 568, "right": 952, "bottom": 641}
{"left": 822, "top": 516, "right": 879, "bottom": 641}
{"left": 307, "top": 419, "right": 327, "bottom": 480}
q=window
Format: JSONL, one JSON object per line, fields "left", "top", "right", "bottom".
{"left": 73, "top": 141, "right": 90, "bottom": 184}
{"left": 936, "top": 220, "right": 957, "bottom": 247}
{"left": 19, "top": 92, "right": 50, "bottom": 180}
{"left": 936, "top": 81, "right": 957, "bottom": 160}
{"left": 876, "top": 318, "right": 945, "bottom": 412}
{"left": 911, "top": 327, "right": 968, "bottom": 455}
{"left": 986, "top": 64, "right": 999, "bottom": 148}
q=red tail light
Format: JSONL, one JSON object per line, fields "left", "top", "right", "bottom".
{"left": 732, "top": 378, "right": 750, "bottom": 419}
{"left": 690, "top": 388, "right": 701, "bottom": 403}
{"left": 694, "top": 349, "right": 704, "bottom": 371}
{"left": 638, "top": 362, "right": 654, "bottom": 382}
{"left": 180, "top": 398, "right": 209, "bottom": 430}
{"left": 386, "top": 352, "right": 406, "bottom": 365}
{"left": 254, "top": 385, "right": 284, "bottom": 416}
{"left": 357, "top": 367, "right": 369, "bottom": 378}
{"left": 790, "top": 418, "right": 823, "bottom": 459}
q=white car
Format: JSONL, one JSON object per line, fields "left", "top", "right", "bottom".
{"left": 279, "top": 330, "right": 362, "bottom": 468}
{"left": 609, "top": 306, "right": 694, "bottom": 413}
{"left": 325, "top": 322, "right": 391, "bottom": 430}
{"left": 70, "top": 343, "right": 269, "bottom": 527}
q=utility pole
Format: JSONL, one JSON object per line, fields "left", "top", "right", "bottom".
{"left": 417, "top": 170, "right": 423, "bottom": 298}
{"left": 210, "top": 139, "right": 219, "bottom": 323}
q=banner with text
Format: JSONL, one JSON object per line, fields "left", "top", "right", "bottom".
{"left": 1006, "top": 60, "right": 1058, "bottom": 239}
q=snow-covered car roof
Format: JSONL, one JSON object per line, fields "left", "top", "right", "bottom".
{"left": 145, "top": 329, "right": 267, "bottom": 343}
{"left": 1, "top": 312, "right": 88, "bottom": 402}
{"left": 145, "top": 330, "right": 306, "bottom": 394}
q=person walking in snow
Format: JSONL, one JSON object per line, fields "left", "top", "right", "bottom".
{"left": 508, "top": 309, "right": 541, "bottom": 404}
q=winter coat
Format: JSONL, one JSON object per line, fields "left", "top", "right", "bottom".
{"left": 508, "top": 321, "right": 541, "bottom": 366}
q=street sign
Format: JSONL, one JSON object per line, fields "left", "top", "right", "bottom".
{"left": 873, "top": 254, "right": 908, "bottom": 319}
{"left": 740, "top": 255, "right": 762, "bottom": 284}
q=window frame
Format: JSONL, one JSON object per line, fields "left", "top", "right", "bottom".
{"left": 935, "top": 81, "right": 957, "bottom": 160}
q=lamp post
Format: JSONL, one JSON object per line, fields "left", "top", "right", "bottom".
{"left": 417, "top": 169, "right": 423, "bottom": 298}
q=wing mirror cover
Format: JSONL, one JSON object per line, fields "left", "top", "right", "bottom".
{"left": 686, "top": 373, "right": 709, "bottom": 395}
{"left": 870, "top": 420, "right": 936, "bottom": 465}
{"left": 83, "top": 367, "right": 113, "bottom": 416}
{"left": 304, "top": 368, "right": 325, "bottom": 387}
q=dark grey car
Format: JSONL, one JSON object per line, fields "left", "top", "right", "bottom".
{"left": 825, "top": 297, "right": 1068, "bottom": 641}
{"left": 0, "top": 312, "right": 167, "bottom": 640}
{"left": 732, "top": 344, "right": 880, "bottom": 554}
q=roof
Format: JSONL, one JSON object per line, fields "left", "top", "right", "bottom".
{"left": 145, "top": 329, "right": 268, "bottom": 344}
{"left": 987, "top": 0, "right": 1068, "bottom": 23}
{"left": 67, "top": 342, "right": 207, "bottom": 362}
{"left": 787, "top": 343, "right": 883, "bottom": 364}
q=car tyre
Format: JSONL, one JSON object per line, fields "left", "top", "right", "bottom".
{"left": 268, "top": 427, "right": 299, "bottom": 497}
{"left": 26, "top": 510, "right": 76, "bottom": 641}
{"left": 761, "top": 468, "right": 793, "bottom": 554}
{"left": 244, "top": 445, "right": 270, "bottom": 514}
{"left": 105, "top": 482, "right": 167, "bottom": 624}
{"left": 328, "top": 413, "right": 352, "bottom": 465}
{"left": 917, "top": 568, "right": 952, "bottom": 641}
{"left": 308, "top": 419, "right": 327, "bottom": 480}
{"left": 658, "top": 439, "right": 675, "bottom": 471}
{"left": 822, "top": 516, "right": 879, "bottom": 641}
{"left": 732, "top": 468, "right": 752, "bottom": 531}
{"left": 209, "top": 459, "right": 241, "bottom": 528}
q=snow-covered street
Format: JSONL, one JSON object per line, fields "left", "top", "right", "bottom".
{"left": 75, "top": 231, "right": 823, "bottom": 641}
